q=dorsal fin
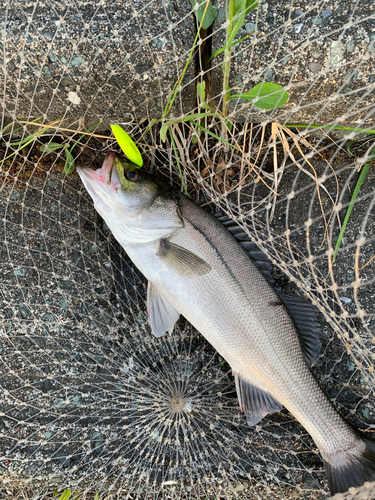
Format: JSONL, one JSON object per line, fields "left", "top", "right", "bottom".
{"left": 278, "top": 293, "right": 323, "bottom": 365}
{"left": 214, "top": 211, "right": 323, "bottom": 365}
{"left": 214, "top": 212, "right": 274, "bottom": 284}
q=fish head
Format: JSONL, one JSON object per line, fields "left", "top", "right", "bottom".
{"left": 77, "top": 153, "right": 183, "bottom": 244}
{"left": 77, "top": 152, "right": 159, "bottom": 218}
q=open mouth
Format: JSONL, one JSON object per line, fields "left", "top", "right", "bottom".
{"left": 76, "top": 152, "right": 119, "bottom": 204}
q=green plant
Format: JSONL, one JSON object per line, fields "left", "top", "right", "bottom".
{"left": 332, "top": 137, "right": 375, "bottom": 262}
{"left": 161, "top": 0, "right": 288, "bottom": 137}
{"left": 1, "top": 118, "right": 60, "bottom": 161}
{"left": 41, "top": 121, "right": 99, "bottom": 174}
{"left": 191, "top": 0, "right": 218, "bottom": 29}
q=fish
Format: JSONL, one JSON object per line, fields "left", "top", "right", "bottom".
{"left": 77, "top": 152, "right": 375, "bottom": 496}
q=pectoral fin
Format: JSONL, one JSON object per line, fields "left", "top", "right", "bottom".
{"left": 234, "top": 373, "right": 283, "bottom": 426}
{"left": 147, "top": 281, "right": 180, "bottom": 337}
{"left": 157, "top": 239, "right": 212, "bottom": 277}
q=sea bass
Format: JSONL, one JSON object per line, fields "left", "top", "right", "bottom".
{"left": 77, "top": 152, "right": 375, "bottom": 496}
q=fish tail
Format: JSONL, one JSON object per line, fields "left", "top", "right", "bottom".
{"left": 324, "top": 432, "right": 375, "bottom": 496}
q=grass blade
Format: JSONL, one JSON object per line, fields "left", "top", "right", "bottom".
{"left": 169, "top": 129, "right": 189, "bottom": 197}
{"left": 333, "top": 160, "right": 372, "bottom": 262}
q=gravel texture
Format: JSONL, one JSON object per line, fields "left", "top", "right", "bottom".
{"left": 1, "top": 0, "right": 197, "bottom": 125}
{"left": 210, "top": 0, "right": 375, "bottom": 125}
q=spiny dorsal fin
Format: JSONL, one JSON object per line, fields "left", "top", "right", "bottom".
{"left": 214, "top": 212, "right": 273, "bottom": 283}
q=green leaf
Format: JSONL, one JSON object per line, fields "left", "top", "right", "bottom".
{"left": 71, "top": 491, "right": 84, "bottom": 500}
{"left": 227, "top": 0, "right": 258, "bottom": 47}
{"left": 169, "top": 129, "right": 189, "bottom": 197}
{"left": 64, "top": 148, "right": 75, "bottom": 175}
{"left": 230, "top": 82, "right": 289, "bottom": 109}
{"left": 59, "top": 491, "right": 71, "bottom": 500}
{"left": 197, "top": 81, "right": 205, "bottom": 104}
{"left": 94, "top": 493, "right": 100, "bottom": 500}
{"left": 234, "top": 0, "right": 258, "bottom": 17}
{"left": 40, "top": 142, "right": 65, "bottom": 153}
{"left": 207, "top": 33, "right": 250, "bottom": 64}
{"left": 195, "top": 125, "right": 241, "bottom": 152}
{"left": 333, "top": 149, "right": 374, "bottom": 262}
{"left": 160, "top": 122, "right": 168, "bottom": 143}
{"left": 191, "top": 0, "right": 218, "bottom": 29}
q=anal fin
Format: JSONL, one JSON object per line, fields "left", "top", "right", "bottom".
{"left": 147, "top": 281, "right": 180, "bottom": 337}
{"left": 234, "top": 373, "right": 283, "bottom": 426}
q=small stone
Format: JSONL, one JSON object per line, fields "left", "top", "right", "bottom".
{"left": 18, "top": 301, "right": 31, "bottom": 319}
{"left": 311, "top": 50, "right": 322, "bottom": 59}
{"left": 346, "top": 40, "right": 356, "bottom": 53}
{"left": 60, "top": 279, "right": 74, "bottom": 290}
{"left": 41, "top": 313, "right": 54, "bottom": 322}
{"left": 266, "top": 11, "right": 274, "bottom": 24}
{"left": 59, "top": 298, "right": 68, "bottom": 309}
{"left": 322, "top": 8, "right": 333, "bottom": 18}
{"left": 55, "top": 449, "right": 71, "bottom": 466}
{"left": 13, "top": 268, "right": 26, "bottom": 277}
{"left": 69, "top": 55, "right": 85, "bottom": 67}
{"left": 89, "top": 244, "right": 99, "bottom": 254}
{"left": 152, "top": 37, "right": 164, "bottom": 49}
{"left": 330, "top": 41, "right": 345, "bottom": 67}
{"left": 61, "top": 56, "right": 67, "bottom": 64}
{"left": 91, "top": 432, "right": 105, "bottom": 455}
{"left": 362, "top": 407, "right": 370, "bottom": 419}
{"left": 10, "top": 192, "right": 20, "bottom": 201}
{"left": 3, "top": 307, "right": 12, "bottom": 318}
{"left": 281, "top": 55, "right": 292, "bottom": 65}
{"left": 347, "top": 361, "right": 355, "bottom": 371}
{"left": 45, "top": 180, "right": 57, "bottom": 192}
{"left": 42, "top": 66, "right": 52, "bottom": 78}
{"left": 53, "top": 398, "right": 68, "bottom": 408}
{"left": 339, "top": 296, "right": 352, "bottom": 304}
{"left": 41, "top": 324, "right": 50, "bottom": 335}
{"left": 369, "top": 35, "right": 375, "bottom": 55}
{"left": 264, "top": 68, "right": 275, "bottom": 82}
{"left": 245, "top": 22, "right": 256, "bottom": 34}
{"left": 292, "top": 8, "right": 303, "bottom": 19}
{"left": 228, "top": 481, "right": 245, "bottom": 493}
{"left": 312, "top": 17, "right": 322, "bottom": 25}
{"left": 67, "top": 91, "right": 80, "bottom": 105}
{"left": 308, "top": 62, "right": 322, "bottom": 74}
{"left": 64, "top": 235, "right": 75, "bottom": 246}
{"left": 61, "top": 77, "right": 74, "bottom": 87}
{"left": 44, "top": 431, "right": 52, "bottom": 439}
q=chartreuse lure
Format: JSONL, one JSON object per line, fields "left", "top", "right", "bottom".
{"left": 110, "top": 122, "right": 143, "bottom": 167}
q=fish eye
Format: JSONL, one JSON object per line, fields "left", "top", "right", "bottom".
{"left": 125, "top": 169, "right": 141, "bottom": 181}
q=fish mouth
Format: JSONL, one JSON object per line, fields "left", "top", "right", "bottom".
{"left": 76, "top": 152, "right": 120, "bottom": 202}
{"left": 76, "top": 151, "right": 117, "bottom": 183}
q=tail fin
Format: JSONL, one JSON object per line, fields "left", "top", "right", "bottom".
{"left": 324, "top": 433, "right": 375, "bottom": 496}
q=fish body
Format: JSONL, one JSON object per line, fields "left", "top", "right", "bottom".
{"left": 77, "top": 152, "right": 375, "bottom": 496}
